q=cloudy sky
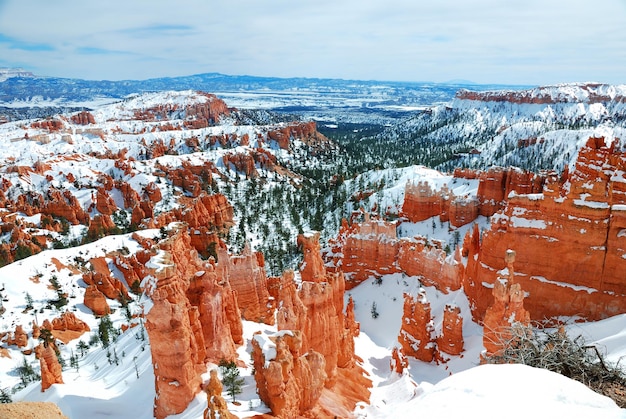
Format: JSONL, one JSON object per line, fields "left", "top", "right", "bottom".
{"left": 0, "top": 0, "right": 625, "bottom": 85}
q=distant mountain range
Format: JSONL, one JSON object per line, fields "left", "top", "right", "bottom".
{"left": 0, "top": 70, "right": 530, "bottom": 122}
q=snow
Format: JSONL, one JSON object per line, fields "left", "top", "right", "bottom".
{"left": 357, "top": 364, "right": 624, "bottom": 419}
{"left": 510, "top": 216, "right": 547, "bottom": 229}
{"left": 349, "top": 272, "right": 626, "bottom": 418}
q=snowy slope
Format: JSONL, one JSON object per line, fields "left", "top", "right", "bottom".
{"left": 372, "top": 83, "right": 626, "bottom": 174}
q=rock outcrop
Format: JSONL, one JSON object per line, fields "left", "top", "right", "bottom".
{"left": 398, "top": 290, "right": 436, "bottom": 362}
{"left": 464, "top": 137, "right": 626, "bottom": 322}
{"left": 251, "top": 232, "right": 370, "bottom": 418}
{"left": 49, "top": 311, "right": 90, "bottom": 343}
{"left": 144, "top": 225, "right": 242, "bottom": 419}
{"left": 481, "top": 250, "right": 530, "bottom": 357}
{"left": 83, "top": 285, "right": 110, "bottom": 316}
{"left": 203, "top": 369, "right": 237, "bottom": 419}
{"left": 390, "top": 346, "right": 409, "bottom": 375}
{"left": 327, "top": 215, "right": 463, "bottom": 292}
{"left": 0, "top": 402, "right": 69, "bottom": 419}
{"left": 220, "top": 243, "right": 274, "bottom": 324}
{"left": 251, "top": 330, "right": 327, "bottom": 418}
{"left": 438, "top": 304, "right": 464, "bottom": 356}
{"left": 38, "top": 344, "right": 64, "bottom": 391}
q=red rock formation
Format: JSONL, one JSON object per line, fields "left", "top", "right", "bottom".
{"left": 390, "top": 346, "right": 409, "bottom": 374}
{"left": 50, "top": 312, "right": 90, "bottom": 333}
{"left": 465, "top": 137, "right": 626, "bottom": 322}
{"left": 449, "top": 196, "right": 479, "bottom": 228}
{"left": 328, "top": 215, "right": 464, "bottom": 293}
{"left": 251, "top": 331, "right": 327, "bottom": 418}
{"left": 42, "top": 189, "right": 89, "bottom": 225}
{"left": 7, "top": 325, "right": 28, "bottom": 348}
{"left": 221, "top": 243, "right": 274, "bottom": 324}
{"left": 223, "top": 152, "right": 257, "bottom": 178}
{"left": 267, "top": 121, "right": 328, "bottom": 150}
{"left": 31, "top": 119, "right": 64, "bottom": 132}
{"left": 83, "top": 285, "right": 110, "bottom": 316}
{"left": 252, "top": 233, "right": 370, "bottom": 418}
{"left": 438, "top": 304, "right": 464, "bottom": 356}
{"left": 116, "top": 181, "right": 142, "bottom": 209}
{"left": 113, "top": 253, "right": 148, "bottom": 293}
{"left": 144, "top": 225, "right": 242, "bottom": 419}
{"left": 203, "top": 369, "right": 237, "bottom": 419}
{"left": 397, "top": 239, "right": 464, "bottom": 292}
{"left": 482, "top": 250, "right": 530, "bottom": 357}
{"left": 85, "top": 214, "right": 116, "bottom": 242}
{"left": 71, "top": 111, "right": 96, "bottom": 125}
{"left": 398, "top": 290, "right": 435, "bottom": 362}
{"left": 95, "top": 187, "right": 117, "bottom": 215}
{"left": 148, "top": 193, "right": 234, "bottom": 233}
{"left": 48, "top": 312, "right": 90, "bottom": 344}
{"left": 456, "top": 83, "right": 626, "bottom": 105}
{"left": 476, "top": 166, "right": 545, "bottom": 217}
{"left": 143, "top": 181, "right": 162, "bottom": 203}
{"left": 38, "top": 344, "right": 64, "bottom": 391}
{"left": 333, "top": 215, "right": 400, "bottom": 287}
{"left": 402, "top": 181, "right": 449, "bottom": 222}
{"left": 82, "top": 257, "right": 130, "bottom": 301}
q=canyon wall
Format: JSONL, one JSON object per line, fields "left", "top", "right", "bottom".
{"left": 327, "top": 214, "right": 463, "bottom": 293}
{"left": 465, "top": 137, "right": 626, "bottom": 322}
{"left": 331, "top": 136, "right": 625, "bottom": 326}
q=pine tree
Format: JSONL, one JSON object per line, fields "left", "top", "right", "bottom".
{"left": 371, "top": 301, "right": 379, "bottom": 319}
{"left": 0, "top": 386, "right": 11, "bottom": 403}
{"left": 218, "top": 360, "right": 244, "bottom": 402}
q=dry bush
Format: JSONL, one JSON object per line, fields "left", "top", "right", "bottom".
{"left": 483, "top": 322, "right": 626, "bottom": 407}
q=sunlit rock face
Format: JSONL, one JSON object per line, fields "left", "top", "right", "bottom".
{"left": 38, "top": 344, "right": 64, "bottom": 391}
{"left": 398, "top": 290, "right": 436, "bottom": 362}
{"left": 465, "top": 137, "right": 626, "bottom": 322}
{"left": 327, "top": 215, "right": 463, "bottom": 293}
{"left": 144, "top": 225, "right": 242, "bottom": 419}
{"left": 438, "top": 304, "right": 464, "bottom": 356}
{"left": 481, "top": 250, "right": 531, "bottom": 357}
{"left": 251, "top": 232, "right": 370, "bottom": 418}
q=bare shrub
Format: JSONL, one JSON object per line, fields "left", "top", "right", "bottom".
{"left": 483, "top": 322, "right": 626, "bottom": 407}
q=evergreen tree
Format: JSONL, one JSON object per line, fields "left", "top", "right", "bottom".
{"left": 98, "top": 315, "right": 114, "bottom": 348}
{"left": 218, "top": 360, "right": 244, "bottom": 402}
{"left": 0, "top": 386, "right": 11, "bottom": 403}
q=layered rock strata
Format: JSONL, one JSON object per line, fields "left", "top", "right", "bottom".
{"left": 465, "top": 137, "right": 626, "bottom": 321}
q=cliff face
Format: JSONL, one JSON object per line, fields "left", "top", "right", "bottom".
{"left": 144, "top": 225, "right": 242, "bottom": 419}
{"left": 465, "top": 137, "right": 626, "bottom": 322}
{"left": 328, "top": 215, "right": 463, "bottom": 293}
{"left": 338, "top": 215, "right": 400, "bottom": 286}
{"left": 251, "top": 232, "right": 370, "bottom": 418}
{"left": 334, "top": 136, "right": 625, "bottom": 324}
{"left": 402, "top": 167, "right": 544, "bottom": 224}
{"left": 456, "top": 83, "right": 626, "bottom": 105}
{"left": 219, "top": 243, "right": 274, "bottom": 324}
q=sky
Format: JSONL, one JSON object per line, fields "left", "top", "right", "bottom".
{"left": 0, "top": 0, "right": 625, "bottom": 86}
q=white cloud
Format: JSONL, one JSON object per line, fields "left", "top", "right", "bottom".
{"left": 0, "top": 0, "right": 625, "bottom": 85}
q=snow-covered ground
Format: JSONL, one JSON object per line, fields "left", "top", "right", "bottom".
{"left": 2, "top": 240, "right": 625, "bottom": 418}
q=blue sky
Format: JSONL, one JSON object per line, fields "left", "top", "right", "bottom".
{"left": 0, "top": 0, "right": 625, "bottom": 85}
